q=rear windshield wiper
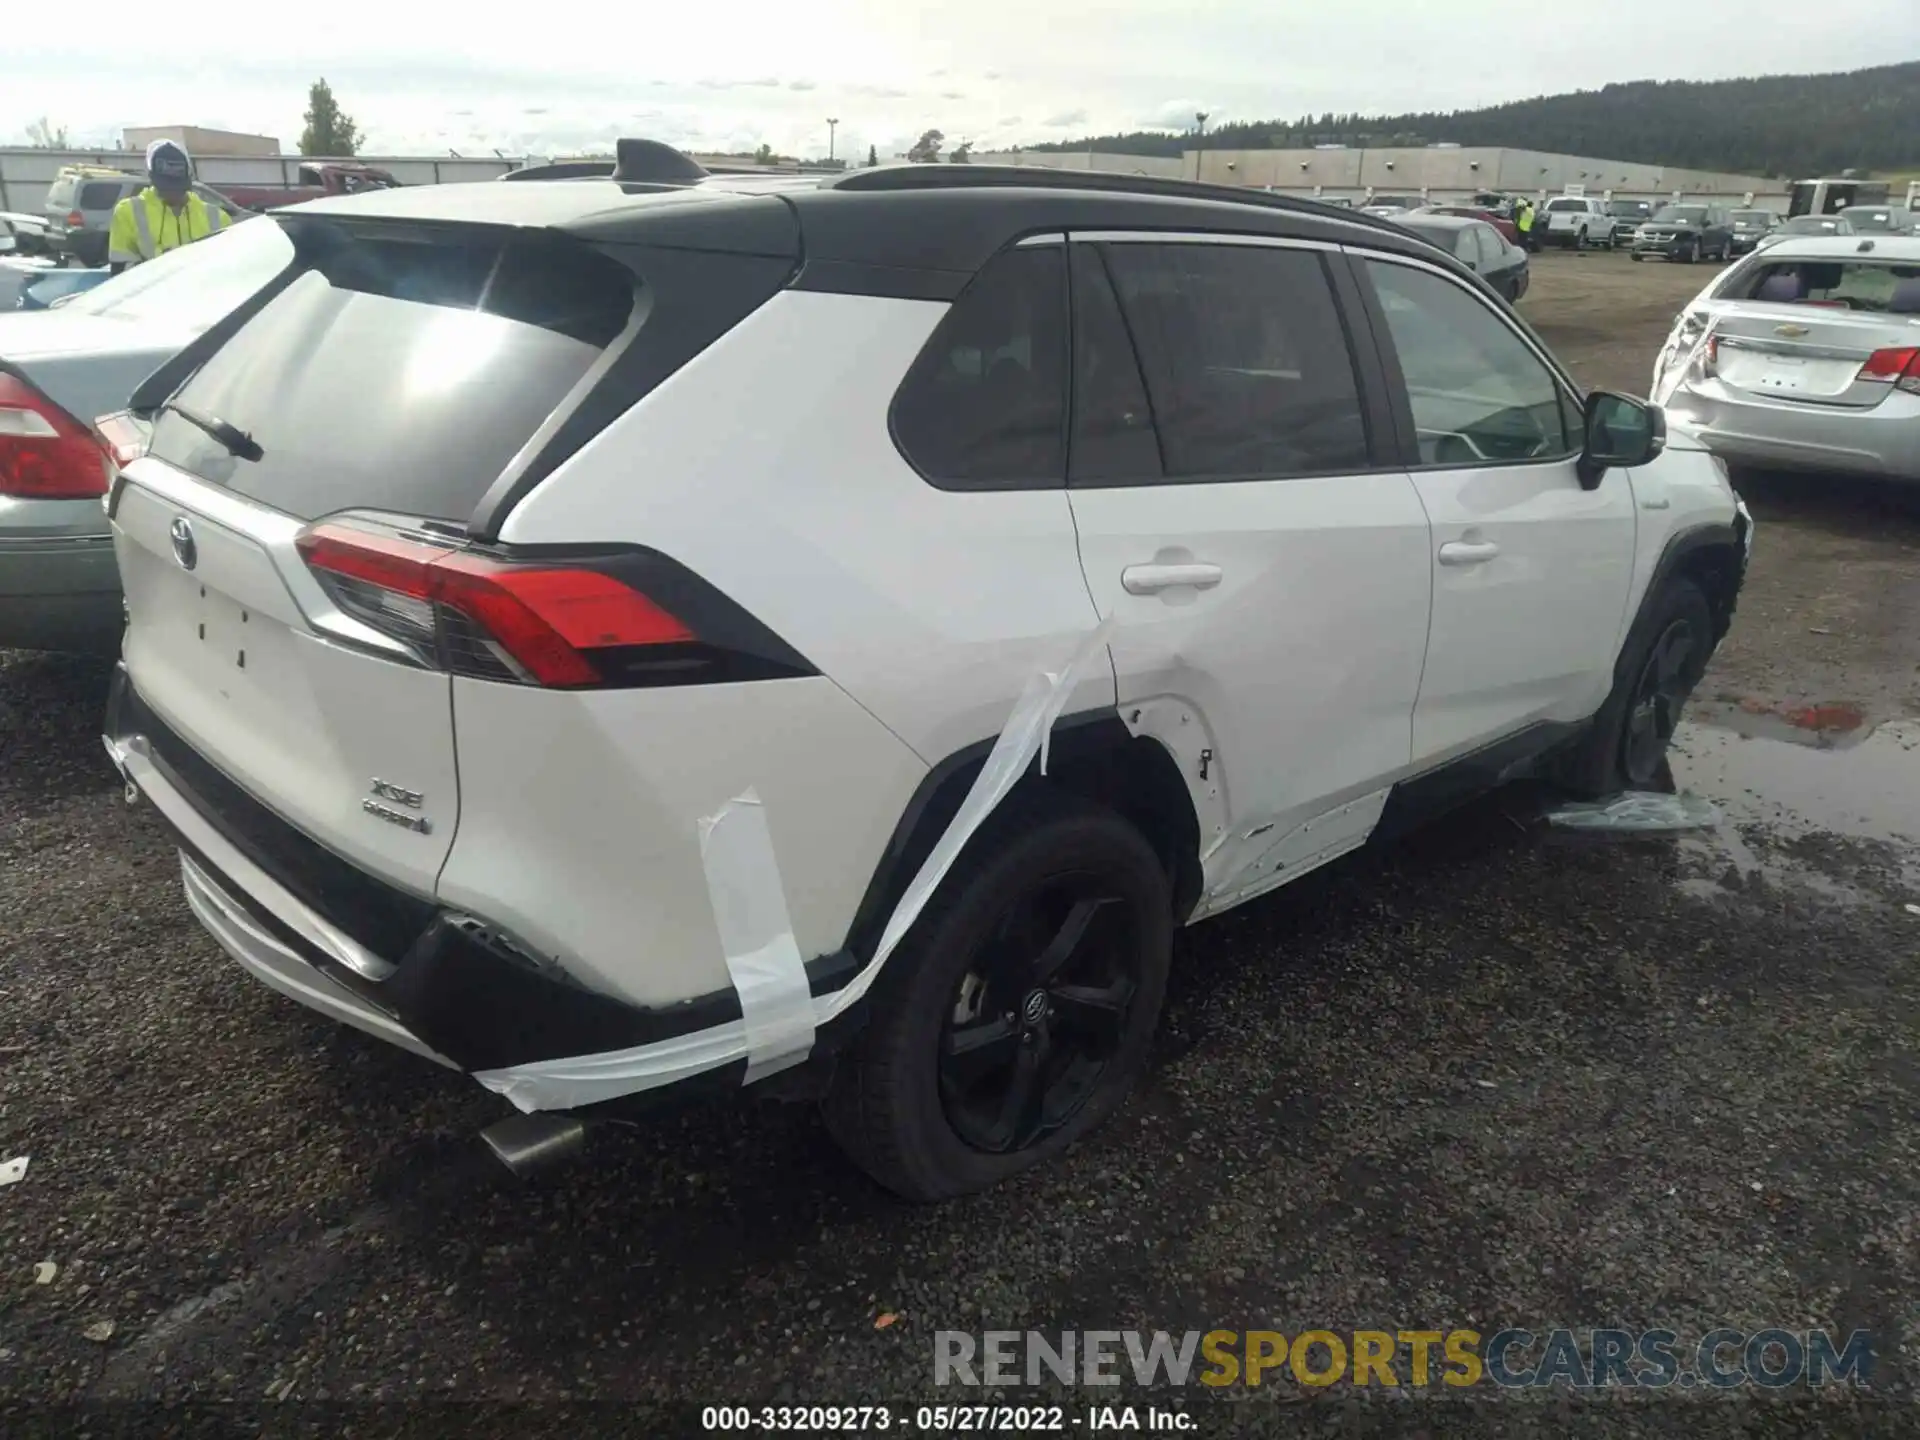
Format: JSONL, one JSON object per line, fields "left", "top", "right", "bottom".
{"left": 160, "top": 400, "right": 263, "bottom": 463}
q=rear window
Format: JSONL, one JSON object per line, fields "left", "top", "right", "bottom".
{"left": 80, "top": 181, "right": 128, "bottom": 211}
{"left": 1609, "top": 201, "right": 1650, "bottom": 217}
{"left": 1654, "top": 206, "right": 1707, "bottom": 224}
{"left": 148, "top": 223, "right": 639, "bottom": 523}
{"left": 1732, "top": 210, "right": 1772, "bottom": 224}
{"left": 1840, "top": 208, "right": 1898, "bottom": 231}
{"left": 1545, "top": 199, "right": 1588, "bottom": 213}
{"left": 1726, "top": 261, "right": 1920, "bottom": 314}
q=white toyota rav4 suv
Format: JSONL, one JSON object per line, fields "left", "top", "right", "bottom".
{"left": 99, "top": 152, "right": 1751, "bottom": 1200}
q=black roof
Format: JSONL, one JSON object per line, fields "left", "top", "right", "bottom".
{"left": 300, "top": 159, "right": 1466, "bottom": 300}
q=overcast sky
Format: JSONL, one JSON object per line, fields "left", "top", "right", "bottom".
{"left": 2, "top": 1, "right": 1911, "bottom": 162}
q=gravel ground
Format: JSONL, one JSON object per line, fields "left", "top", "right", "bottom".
{"left": 3, "top": 252, "right": 1918, "bottom": 1433}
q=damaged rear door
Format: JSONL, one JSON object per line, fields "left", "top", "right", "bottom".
{"left": 1062, "top": 235, "right": 1432, "bottom": 916}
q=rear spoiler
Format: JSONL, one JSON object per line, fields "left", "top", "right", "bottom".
{"left": 500, "top": 139, "right": 710, "bottom": 187}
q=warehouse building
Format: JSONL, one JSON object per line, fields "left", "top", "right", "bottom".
{"left": 121, "top": 125, "right": 282, "bottom": 158}
{"left": 972, "top": 143, "right": 1786, "bottom": 207}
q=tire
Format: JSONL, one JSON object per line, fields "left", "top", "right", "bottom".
{"left": 1630, "top": 253, "right": 1644, "bottom": 263}
{"left": 822, "top": 788, "right": 1173, "bottom": 1201}
{"left": 1560, "top": 577, "right": 1715, "bottom": 798}
{"left": 1575, "top": 227, "right": 1588, "bottom": 251}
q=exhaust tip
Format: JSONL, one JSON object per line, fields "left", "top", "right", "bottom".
{"left": 480, "top": 1114, "right": 587, "bottom": 1178}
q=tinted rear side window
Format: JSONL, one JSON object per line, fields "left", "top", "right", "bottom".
{"left": 80, "top": 182, "right": 128, "bottom": 210}
{"left": 891, "top": 246, "right": 1066, "bottom": 490}
{"left": 148, "top": 224, "right": 637, "bottom": 523}
{"left": 1100, "top": 242, "right": 1369, "bottom": 481}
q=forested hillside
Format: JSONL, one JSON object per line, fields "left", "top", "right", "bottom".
{"left": 1026, "top": 62, "right": 1920, "bottom": 179}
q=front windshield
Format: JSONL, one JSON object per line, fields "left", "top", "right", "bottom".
{"left": 1781, "top": 216, "right": 1852, "bottom": 235}
{"left": 60, "top": 217, "right": 293, "bottom": 327}
{"left": 1732, "top": 210, "right": 1771, "bottom": 225}
{"left": 1653, "top": 206, "right": 1708, "bottom": 224}
{"left": 1840, "top": 208, "right": 1897, "bottom": 232}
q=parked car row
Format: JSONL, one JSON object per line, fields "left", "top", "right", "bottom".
{"left": 6, "top": 155, "right": 1750, "bottom": 1199}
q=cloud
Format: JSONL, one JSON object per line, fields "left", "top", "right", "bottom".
{"left": 523, "top": 106, "right": 548, "bottom": 115}
{"left": 984, "top": 70, "right": 1003, "bottom": 80}
{"left": 1042, "top": 108, "right": 1089, "bottom": 127}
{"left": 941, "top": 90, "right": 966, "bottom": 100}
{"left": 745, "top": 77, "right": 781, "bottom": 88}
{"left": 998, "top": 114, "right": 1023, "bottom": 125}
{"left": 788, "top": 79, "right": 817, "bottom": 91}
{"left": 1140, "top": 98, "right": 1212, "bottom": 129}
{"left": 850, "top": 84, "right": 910, "bottom": 98}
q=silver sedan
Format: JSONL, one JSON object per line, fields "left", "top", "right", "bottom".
{"left": 0, "top": 218, "right": 291, "bottom": 652}
{"left": 1651, "top": 234, "right": 1920, "bottom": 482}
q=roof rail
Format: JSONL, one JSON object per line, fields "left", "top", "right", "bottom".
{"left": 825, "top": 163, "right": 1403, "bottom": 233}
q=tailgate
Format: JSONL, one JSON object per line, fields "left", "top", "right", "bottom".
{"left": 113, "top": 464, "right": 459, "bottom": 893}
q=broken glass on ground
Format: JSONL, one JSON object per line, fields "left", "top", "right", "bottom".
{"left": 1545, "top": 791, "right": 1722, "bottom": 833}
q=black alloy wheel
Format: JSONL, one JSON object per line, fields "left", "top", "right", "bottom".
{"left": 938, "top": 877, "right": 1136, "bottom": 1155}
{"left": 1622, "top": 616, "right": 1701, "bottom": 787}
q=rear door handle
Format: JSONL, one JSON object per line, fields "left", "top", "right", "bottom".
{"left": 1437, "top": 540, "right": 1501, "bottom": 566}
{"left": 1121, "top": 562, "right": 1223, "bottom": 595}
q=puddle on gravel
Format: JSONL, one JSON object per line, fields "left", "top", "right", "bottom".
{"left": 1669, "top": 719, "right": 1920, "bottom": 845}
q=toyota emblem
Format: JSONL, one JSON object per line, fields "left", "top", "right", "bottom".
{"left": 169, "top": 516, "right": 197, "bottom": 571}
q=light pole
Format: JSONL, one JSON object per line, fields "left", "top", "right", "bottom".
{"left": 1194, "top": 111, "right": 1209, "bottom": 181}
{"left": 827, "top": 117, "right": 839, "bottom": 163}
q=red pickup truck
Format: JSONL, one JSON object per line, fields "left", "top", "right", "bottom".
{"left": 208, "top": 162, "right": 400, "bottom": 213}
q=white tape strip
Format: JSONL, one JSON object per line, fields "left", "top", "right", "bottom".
{"left": 860, "top": 615, "right": 1115, "bottom": 984}
{"left": 470, "top": 618, "right": 1112, "bottom": 1112}
{"left": 698, "top": 788, "right": 816, "bottom": 1083}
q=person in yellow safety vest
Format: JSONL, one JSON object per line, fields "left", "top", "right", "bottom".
{"left": 106, "top": 140, "right": 227, "bottom": 273}
{"left": 1514, "top": 197, "right": 1536, "bottom": 251}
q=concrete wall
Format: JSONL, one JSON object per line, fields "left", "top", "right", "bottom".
{"left": 975, "top": 145, "right": 1785, "bottom": 207}
{"left": 0, "top": 148, "right": 519, "bottom": 215}
{"left": 123, "top": 126, "right": 281, "bottom": 158}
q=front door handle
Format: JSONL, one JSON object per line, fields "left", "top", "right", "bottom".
{"left": 1437, "top": 539, "right": 1501, "bottom": 566}
{"left": 1122, "top": 562, "right": 1223, "bottom": 595}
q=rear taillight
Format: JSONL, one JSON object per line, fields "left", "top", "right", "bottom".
{"left": 1858, "top": 347, "right": 1920, "bottom": 394}
{"left": 0, "top": 373, "right": 111, "bottom": 500}
{"left": 296, "top": 520, "right": 701, "bottom": 688}
{"left": 93, "top": 411, "right": 150, "bottom": 468}
{"left": 65, "top": 210, "right": 83, "bottom": 228}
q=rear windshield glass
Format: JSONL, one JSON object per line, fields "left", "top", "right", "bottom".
{"left": 1609, "top": 201, "right": 1651, "bottom": 216}
{"left": 147, "top": 221, "right": 636, "bottom": 523}
{"left": 1545, "top": 199, "right": 1588, "bottom": 213}
{"left": 63, "top": 216, "right": 292, "bottom": 325}
{"left": 1781, "top": 216, "right": 1848, "bottom": 235}
{"left": 1399, "top": 222, "right": 1458, "bottom": 251}
{"left": 1732, "top": 210, "right": 1772, "bottom": 223}
{"left": 80, "top": 181, "right": 127, "bottom": 211}
{"left": 1726, "top": 261, "right": 1920, "bottom": 314}
{"left": 1654, "top": 206, "right": 1707, "bottom": 224}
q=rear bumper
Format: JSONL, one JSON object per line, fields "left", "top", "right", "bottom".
{"left": 0, "top": 532, "right": 123, "bottom": 652}
{"left": 103, "top": 667, "right": 862, "bottom": 1112}
{"left": 1664, "top": 383, "right": 1920, "bottom": 480}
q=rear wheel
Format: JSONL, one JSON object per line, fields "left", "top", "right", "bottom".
{"left": 1630, "top": 252, "right": 1643, "bottom": 263}
{"left": 1561, "top": 577, "right": 1714, "bottom": 796}
{"left": 822, "top": 790, "right": 1172, "bottom": 1201}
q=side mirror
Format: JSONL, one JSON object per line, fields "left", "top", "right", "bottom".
{"left": 1578, "top": 391, "right": 1665, "bottom": 489}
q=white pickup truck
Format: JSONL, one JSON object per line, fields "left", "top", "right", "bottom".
{"left": 1542, "top": 195, "right": 1612, "bottom": 249}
